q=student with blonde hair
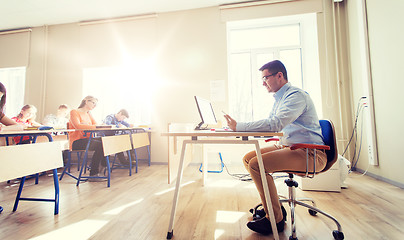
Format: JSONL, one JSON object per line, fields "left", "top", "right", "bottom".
{"left": 12, "top": 104, "right": 41, "bottom": 144}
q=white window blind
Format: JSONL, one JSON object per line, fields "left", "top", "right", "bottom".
{"left": 227, "top": 13, "right": 322, "bottom": 122}
{"left": 0, "top": 30, "right": 31, "bottom": 68}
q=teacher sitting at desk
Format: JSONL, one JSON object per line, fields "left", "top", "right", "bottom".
{"left": 224, "top": 60, "right": 327, "bottom": 235}
{"left": 68, "top": 95, "right": 106, "bottom": 181}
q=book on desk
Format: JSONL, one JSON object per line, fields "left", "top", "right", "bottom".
{"left": 96, "top": 125, "right": 112, "bottom": 129}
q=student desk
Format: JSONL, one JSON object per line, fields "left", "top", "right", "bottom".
{"left": 162, "top": 130, "right": 283, "bottom": 240}
{"left": 0, "top": 129, "right": 72, "bottom": 215}
{"left": 0, "top": 129, "right": 73, "bottom": 145}
{"left": 63, "top": 127, "right": 150, "bottom": 187}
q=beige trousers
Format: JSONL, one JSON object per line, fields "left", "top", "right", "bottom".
{"left": 243, "top": 144, "right": 327, "bottom": 223}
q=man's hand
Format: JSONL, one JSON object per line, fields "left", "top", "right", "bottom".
{"left": 223, "top": 114, "right": 237, "bottom": 131}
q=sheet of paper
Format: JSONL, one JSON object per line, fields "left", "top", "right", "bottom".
{"left": 210, "top": 80, "right": 225, "bottom": 102}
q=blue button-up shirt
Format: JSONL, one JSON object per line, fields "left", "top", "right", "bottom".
{"left": 104, "top": 114, "right": 130, "bottom": 128}
{"left": 236, "top": 82, "right": 324, "bottom": 146}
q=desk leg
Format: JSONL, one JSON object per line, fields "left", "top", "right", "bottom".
{"left": 167, "top": 140, "right": 188, "bottom": 239}
{"left": 13, "top": 176, "right": 26, "bottom": 212}
{"left": 77, "top": 137, "right": 92, "bottom": 186}
{"left": 128, "top": 150, "right": 133, "bottom": 176}
{"left": 106, "top": 156, "right": 111, "bottom": 188}
{"left": 202, "top": 145, "right": 207, "bottom": 186}
{"left": 147, "top": 145, "right": 151, "bottom": 166}
{"left": 134, "top": 149, "right": 139, "bottom": 173}
{"left": 254, "top": 142, "right": 279, "bottom": 240}
{"left": 52, "top": 169, "right": 60, "bottom": 215}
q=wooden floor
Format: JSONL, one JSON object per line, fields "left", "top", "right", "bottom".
{"left": 1, "top": 162, "right": 404, "bottom": 240}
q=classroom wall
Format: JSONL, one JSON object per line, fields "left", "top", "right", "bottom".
{"left": 8, "top": 0, "right": 403, "bottom": 186}
{"left": 13, "top": 1, "right": 344, "bottom": 162}
{"left": 151, "top": 8, "right": 228, "bottom": 163}
{"left": 346, "top": 0, "right": 404, "bottom": 185}
{"left": 19, "top": 0, "right": 346, "bottom": 168}
{"left": 22, "top": 7, "right": 229, "bottom": 165}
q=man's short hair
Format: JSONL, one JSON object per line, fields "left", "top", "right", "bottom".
{"left": 58, "top": 104, "right": 69, "bottom": 109}
{"left": 259, "top": 60, "right": 288, "bottom": 81}
{"left": 118, "top": 109, "right": 129, "bottom": 118}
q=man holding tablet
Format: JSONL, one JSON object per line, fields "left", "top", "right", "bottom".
{"left": 224, "top": 60, "right": 326, "bottom": 235}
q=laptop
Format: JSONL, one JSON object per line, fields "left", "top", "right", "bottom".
{"left": 194, "top": 96, "right": 233, "bottom": 131}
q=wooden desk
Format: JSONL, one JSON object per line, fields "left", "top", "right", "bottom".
{"left": 61, "top": 127, "right": 150, "bottom": 187}
{"left": 0, "top": 129, "right": 69, "bottom": 215}
{"left": 162, "top": 130, "right": 283, "bottom": 240}
{"left": 0, "top": 129, "right": 74, "bottom": 144}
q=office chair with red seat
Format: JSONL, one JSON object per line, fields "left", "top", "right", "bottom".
{"left": 255, "top": 119, "right": 344, "bottom": 240}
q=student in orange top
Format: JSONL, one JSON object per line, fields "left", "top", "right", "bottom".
{"left": 68, "top": 96, "right": 106, "bottom": 180}
{"left": 12, "top": 104, "right": 41, "bottom": 144}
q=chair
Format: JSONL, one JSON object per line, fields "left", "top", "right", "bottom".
{"left": 59, "top": 123, "right": 88, "bottom": 182}
{"left": 59, "top": 149, "right": 85, "bottom": 180}
{"left": 254, "top": 120, "right": 343, "bottom": 240}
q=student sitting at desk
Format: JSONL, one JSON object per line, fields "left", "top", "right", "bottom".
{"left": 224, "top": 60, "right": 326, "bottom": 236}
{"left": 12, "top": 104, "right": 41, "bottom": 144}
{"left": 103, "top": 109, "right": 132, "bottom": 128}
{"left": 68, "top": 96, "right": 106, "bottom": 181}
{"left": 43, "top": 104, "right": 70, "bottom": 129}
{"left": 103, "top": 109, "right": 133, "bottom": 165}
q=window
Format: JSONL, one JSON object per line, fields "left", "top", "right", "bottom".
{"left": 227, "top": 13, "right": 322, "bottom": 122}
{"left": 82, "top": 61, "right": 157, "bottom": 125}
{"left": 0, "top": 67, "right": 26, "bottom": 116}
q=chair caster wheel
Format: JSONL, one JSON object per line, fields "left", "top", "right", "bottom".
{"left": 332, "top": 230, "right": 344, "bottom": 240}
{"left": 308, "top": 209, "right": 317, "bottom": 216}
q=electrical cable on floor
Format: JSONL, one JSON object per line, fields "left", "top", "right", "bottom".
{"left": 342, "top": 97, "right": 366, "bottom": 157}
{"left": 352, "top": 105, "right": 366, "bottom": 169}
{"left": 221, "top": 156, "right": 288, "bottom": 182}
{"left": 222, "top": 160, "right": 252, "bottom": 181}
{"left": 351, "top": 106, "right": 371, "bottom": 178}
{"left": 342, "top": 97, "right": 369, "bottom": 174}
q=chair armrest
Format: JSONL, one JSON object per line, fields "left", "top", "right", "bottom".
{"left": 290, "top": 143, "right": 330, "bottom": 151}
{"left": 265, "top": 137, "right": 280, "bottom": 142}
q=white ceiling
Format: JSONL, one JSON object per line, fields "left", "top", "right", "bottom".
{"left": 0, "top": 0, "right": 246, "bottom": 31}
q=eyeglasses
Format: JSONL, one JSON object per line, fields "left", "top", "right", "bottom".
{"left": 262, "top": 72, "right": 278, "bottom": 81}
{"left": 88, "top": 100, "right": 97, "bottom": 105}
